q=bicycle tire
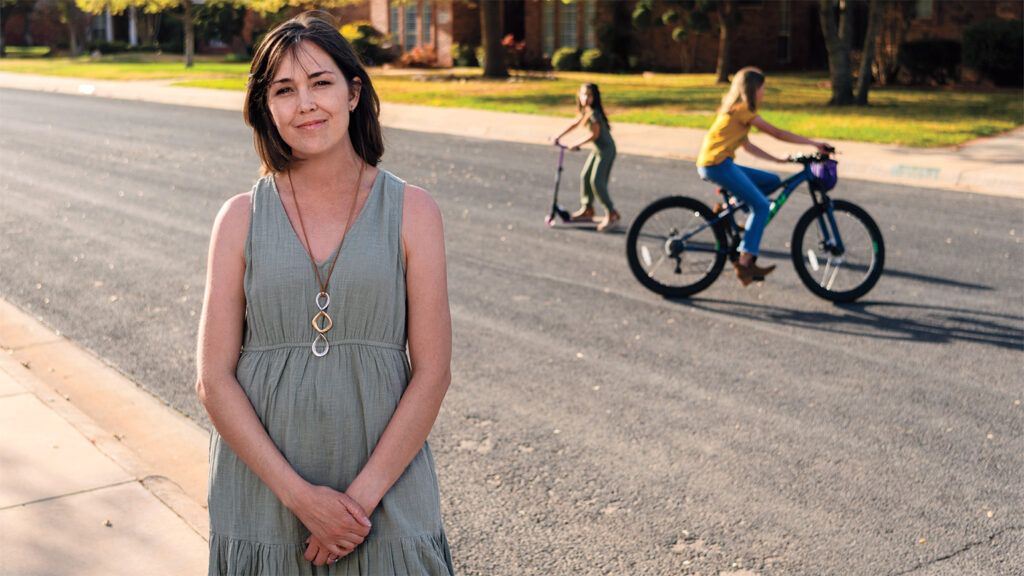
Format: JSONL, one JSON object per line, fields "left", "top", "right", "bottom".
{"left": 790, "top": 199, "right": 885, "bottom": 303}
{"left": 626, "top": 196, "right": 728, "bottom": 298}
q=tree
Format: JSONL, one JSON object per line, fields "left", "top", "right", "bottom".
{"left": 855, "top": 0, "right": 884, "bottom": 104}
{"left": 713, "top": 0, "right": 738, "bottom": 83}
{"left": 818, "top": 0, "right": 854, "bottom": 105}
{"left": 480, "top": 0, "right": 506, "bottom": 78}
{"left": 1, "top": 0, "right": 35, "bottom": 58}
{"left": 819, "top": 0, "right": 886, "bottom": 106}
{"left": 632, "top": 0, "right": 733, "bottom": 79}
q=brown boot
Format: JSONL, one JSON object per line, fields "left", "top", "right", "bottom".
{"left": 570, "top": 206, "right": 595, "bottom": 222}
{"left": 734, "top": 258, "right": 776, "bottom": 287}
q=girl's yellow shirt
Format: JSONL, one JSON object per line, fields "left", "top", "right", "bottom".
{"left": 696, "top": 102, "right": 758, "bottom": 167}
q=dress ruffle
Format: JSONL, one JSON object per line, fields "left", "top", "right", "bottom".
{"left": 209, "top": 531, "right": 455, "bottom": 576}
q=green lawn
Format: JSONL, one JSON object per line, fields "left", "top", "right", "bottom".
{"left": 1, "top": 55, "right": 1020, "bottom": 147}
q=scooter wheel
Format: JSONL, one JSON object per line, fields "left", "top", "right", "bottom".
{"left": 544, "top": 215, "right": 555, "bottom": 227}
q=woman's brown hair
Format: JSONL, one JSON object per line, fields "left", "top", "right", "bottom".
{"left": 244, "top": 10, "right": 383, "bottom": 174}
{"left": 719, "top": 66, "right": 765, "bottom": 114}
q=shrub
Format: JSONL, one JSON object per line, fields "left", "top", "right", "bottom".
{"left": 898, "top": 39, "right": 960, "bottom": 84}
{"left": 87, "top": 40, "right": 130, "bottom": 54}
{"left": 581, "top": 49, "right": 610, "bottom": 72}
{"left": 452, "top": 43, "right": 478, "bottom": 67}
{"left": 340, "top": 21, "right": 395, "bottom": 66}
{"left": 552, "top": 46, "right": 582, "bottom": 71}
{"left": 963, "top": 19, "right": 1023, "bottom": 87}
{"left": 399, "top": 46, "right": 438, "bottom": 68}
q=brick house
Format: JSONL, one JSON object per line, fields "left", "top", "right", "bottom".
{"left": 364, "top": 0, "right": 1022, "bottom": 73}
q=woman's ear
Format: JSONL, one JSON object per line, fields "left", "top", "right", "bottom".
{"left": 348, "top": 77, "right": 363, "bottom": 112}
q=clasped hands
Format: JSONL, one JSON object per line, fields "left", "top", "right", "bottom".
{"left": 292, "top": 484, "right": 373, "bottom": 567}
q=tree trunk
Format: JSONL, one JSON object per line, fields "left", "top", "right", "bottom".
{"left": 715, "top": 1, "right": 737, "bottom": 83}
{"left": 67, "top": 16, "right": 80, "bottom": 56}
{"left": 480, "top": 0, "right": 507, "bottom": 78}
{"left": 819, "top": 0, "right": 854, "bottom": 105}
{"left": 183, "top": 0, "right": 195, "bottom": 68}
{"left": 855, "top": 0, "right": 884, "bottom": 105}
{"left": 128, "top": 6, "right": 138, "bottom": 47}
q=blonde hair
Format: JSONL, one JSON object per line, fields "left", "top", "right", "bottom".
{"left": 719, "top": 66, "right": 765, "bottom": 114}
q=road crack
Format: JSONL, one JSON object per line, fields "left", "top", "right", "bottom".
{"left": 892, "top": 525, "right": 1024, "bottom": 575}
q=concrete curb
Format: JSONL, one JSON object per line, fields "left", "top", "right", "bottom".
{"left": 0, "top": 297, "right": 210, "bottom": 538}
{"left": 2, "top": 71, "right": 1021, "bottom": 200}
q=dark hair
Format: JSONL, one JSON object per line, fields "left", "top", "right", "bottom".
{"left": 244, "top": 11, "right": 383, "bottom": 174}
{"left": 577, "top": 83, "right": 609, "bottom": 120}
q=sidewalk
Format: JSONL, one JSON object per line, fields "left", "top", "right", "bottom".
{"left": 1, "top": 71, "right": 1021, "bottom": 199}
{"left": 0, "top": 300, "right": 209, "bottom": 575}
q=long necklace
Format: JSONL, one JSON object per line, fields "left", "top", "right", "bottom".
{"left": 287, "top": 164, "right": 364, "bottom": 357}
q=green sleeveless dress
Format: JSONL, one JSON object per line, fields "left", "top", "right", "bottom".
{"left": 207, "top": 169, "right": 454, "bottom": 575}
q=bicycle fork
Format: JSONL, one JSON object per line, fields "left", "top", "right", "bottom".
{"left": 808, "top": 200, "right": 847, "bottom": 290}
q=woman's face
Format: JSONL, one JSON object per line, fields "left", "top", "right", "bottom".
{"left": 578, "top": 85, "right": 592, "bottom": 108}
{"left": 755, "top": 82, "right": 765, "bottom": 106}
{"left": 267, "top": 40, "right": 360, "bottom": 161}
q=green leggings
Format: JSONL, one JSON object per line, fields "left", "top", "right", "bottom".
{"left": 580, "top": 146, "right": 617, "bottom": 212}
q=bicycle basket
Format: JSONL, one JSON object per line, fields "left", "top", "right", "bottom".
{"left": 810, "top": 159, "right": 838, "bottom": 192}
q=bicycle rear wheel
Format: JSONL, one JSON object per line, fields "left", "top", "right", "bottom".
{"left": 626, "top": 196, "right": 728, "bottom": 298}
{"left": 790, "top": 199, "right": 885, "bottom": 302}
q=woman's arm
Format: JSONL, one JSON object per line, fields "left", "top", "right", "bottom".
{"left": 344, "top": 184, "right": 452, "bottom": 516}
{"left": 741, "top": 139, "right": 787, "bottom": 164}
{"left": 750, "top": 116, "right": 829, "bottom": 152}
{"left": 196, "top": 193, "right": 370, "bottom": 560}
{"left": 553, "top": 114, "right": 585, "bottom": 145}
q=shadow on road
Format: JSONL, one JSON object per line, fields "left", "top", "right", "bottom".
{"left": 670, "top": 297, "right": 1023, "bottom": 351}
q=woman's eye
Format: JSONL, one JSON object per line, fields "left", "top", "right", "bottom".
{"left": 315, "top": 80, "right": 332, "bottom": 87}
{"left": 274, "top": 86, "right": 293, "bottom": 96}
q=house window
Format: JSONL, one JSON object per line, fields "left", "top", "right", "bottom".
{"left": 559, "top": 1, "right": 576, "bottom": 49}
{"left": 404, "top": 3, "right": 417, "bottom": 50}
{"left": 914, "top": 0, "right": 933, "bottom": 19}
{"left": 542, "top": 1, "right": 555, "bottom": 55}
{"left": 389, "top": 4, "right": 400, "bottom": 41}
{"left": 423, "top": 2, "right": 432, "bottom": 45}
{"left": 777, "top": 0, "right": 791, "bottom": 63}
{"left": 583, "top": 0, "right": 597, "bottom": 50}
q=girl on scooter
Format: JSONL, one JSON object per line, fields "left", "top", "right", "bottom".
{"left": 554, "top": 83, "right": 620, "bottom": 232}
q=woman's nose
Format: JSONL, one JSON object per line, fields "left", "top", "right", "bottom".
{"left": 298, "top": 87, "right": 318, "bottom": 113}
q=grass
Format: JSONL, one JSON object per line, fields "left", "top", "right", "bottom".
{"left": 1, "top": 54, "right": 1020, "bottom": 147}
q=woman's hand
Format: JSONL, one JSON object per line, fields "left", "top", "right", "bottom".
{"left": 305, "top": 533, "right": 355, "bottom": 567}
{"left": 815, "top": 141, "right": 833, "bottom": 154}
{"left": 290, "top": 484, "right": 372, "bottom": 560}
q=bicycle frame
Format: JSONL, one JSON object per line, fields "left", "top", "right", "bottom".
{"left": 676, "top": 162, "right": 846, "bottom": 257}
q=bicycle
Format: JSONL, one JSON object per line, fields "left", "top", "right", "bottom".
{"left": 625, "top": 151, "right": 885, "bottom": 303}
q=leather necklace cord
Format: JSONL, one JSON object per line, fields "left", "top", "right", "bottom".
{"left": 287, "top": 161, "right": 366, "bottom": 293}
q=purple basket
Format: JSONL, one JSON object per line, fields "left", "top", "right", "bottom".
{"left": 810, "top": 159, "right": 838, "bottom": 192}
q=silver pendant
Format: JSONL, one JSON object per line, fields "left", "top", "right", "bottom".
{"left": 311, "top": 291, "right": 331, "bottom": 357}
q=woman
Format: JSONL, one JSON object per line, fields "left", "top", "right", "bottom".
{"left": 696, "top": 66, "right": 830, "bottom": 285}
{"left": 554, "top": 83, "right": 620, "bottom": 232}
{"left": 195, "top": 11, "right": 454, "bottom": 574}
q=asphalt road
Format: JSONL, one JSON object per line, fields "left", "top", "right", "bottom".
{"left": 1, "top": 88, "right": 1022, "bottom": 576}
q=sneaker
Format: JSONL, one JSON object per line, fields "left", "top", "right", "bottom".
{"left": 596, "top": 210, "right": 621, "bottom": 232}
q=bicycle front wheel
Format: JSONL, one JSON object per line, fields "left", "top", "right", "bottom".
{"left": 626, "top": 196, "right": 728, "bottom": 298}
{"left": 791, "top": 199, "right": 885, "bottom": 302}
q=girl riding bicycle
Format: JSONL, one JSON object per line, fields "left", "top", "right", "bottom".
{"left": 697, "top": 67, "right": 830, "bottom": 286}
{"left": 554, "top": 83, "right": 620, "bottom": 232}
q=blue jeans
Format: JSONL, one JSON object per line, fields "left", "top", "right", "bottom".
{"left": 697, "top": 158, "right": 781, "bottom": 256}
